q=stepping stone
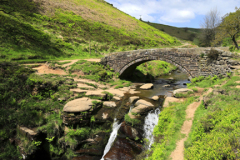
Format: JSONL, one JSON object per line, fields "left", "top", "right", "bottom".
{"left": 103, "top": 101, "right": 116, "bottom": 108}
{"left": 140, "top": 83, "right": 153, "bottom": 90}
{"left": 151, "top": 96, "right": 159, "bottom": 101}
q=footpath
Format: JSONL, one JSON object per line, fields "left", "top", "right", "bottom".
{"left": 170, "top": 65, "right": 240, "bottom": 160}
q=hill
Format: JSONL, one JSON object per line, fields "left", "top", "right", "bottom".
{"left": 143, "top": 21, "right": 201, "bottom": 42}
{"left": 0, "top": 0, "right": 180, "bottom": 63}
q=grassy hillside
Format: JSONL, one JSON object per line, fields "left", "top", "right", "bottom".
{"left": 143, "top": 21, "right": 201, "bottom": 42}
{"left": 0, "top": 0, "right": 180, "bottom": 63}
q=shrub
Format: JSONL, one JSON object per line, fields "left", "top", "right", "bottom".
{"left": 207, "top": 49, "right": 219, "bottom": 60}
{"left": 124, "top": 114, "right": 141, "bottom": 126}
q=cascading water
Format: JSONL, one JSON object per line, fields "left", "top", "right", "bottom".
{"left": 101, "top": 118, "right": 122, "bottom": 160}
{"left": 143, "top": 108, "right": 161, "bottom": 149}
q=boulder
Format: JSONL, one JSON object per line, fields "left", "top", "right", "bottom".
{"left": 63, "top": 97, "right": 100, "bottom": 112}
{"left": 103, "top": 101, "right": 116, "bottom": 108}
{"left": 129, "top": 96, "right": 139, "bottom": 104}
{"left": 173, "top": 88, "right": 193, "bottom": 96}
{"left": 163, "top": 97, "right": 182, "bottom": 107}
{"left": 140, "top": 83, "right": 153, "bottom": 90}
{"left": 135, "top": 99, "right": 154, "bottom": 107}
{"left": 103, "top": 137, "right": 143, "bottom": 160}
{"left": 18, "top": 127, "right": 37, "bottom": 140}
{"left": 151, "top": 96, "right": 159, "bottom": 101}
{"left": 119, "top": 122, "right": 142, "bottom": 140}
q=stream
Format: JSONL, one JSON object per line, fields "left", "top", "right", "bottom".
{"left": 101, "top": 70, "right": 190, "bottom": 160}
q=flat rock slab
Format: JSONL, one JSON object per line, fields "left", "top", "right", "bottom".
{"left": 85, "top": 90, "right": 106, "bottom": 98}
{"left": 173, "top": 88, "right": 193, "bottom": 96}
{"left": 129, "top": 89, "right": 141, "bottom": 94}
{"left": 163, "top": 97, "right": 182, "bottom": 107}
{"left": 70, "top": 89, "right": 88, "bottom": 93}
{"left": 119, "top": 87, "right": 130, "bottom": 92}
{"left": 77, "top": 83, "right": 95, "bottom": 89}
{"left": 230, "top": 65, "right": 240, "bottom": 69}
{"left": 236, "top": 81, "right": 240, "bottom": 84}
{"left": 140, "top": 83, "right": 153, "bottom": 90}
{"left": 129, "top": 96, "right": 140, "bottom": 104}
{"left": 236, "top": 85, "right": 240, "bottom": 89}
{"left": 113, "top": 96, "right": 120, "bottom": 101}
{"left": 151, "top": 96, "right": 159, "bottom": 101}
{"left": 73, "top": 78, "right": 106, "bottom": 88}
{"left": 103, "top": 101, "right": 116, "bottom": 108}
{"left": 105, "top": 89, "right": 125, "bottom": 98}
{"left": 131, "top": 104, "right": 154, "bottom": 114}
{"left": 163, "top": 84, "right": 171, "bottom": 87}
{"left": 135, "top": 99, "right": 154, "bottom": 107}
{"left": 63, "top": 97, "right": 100, "bottom": 112}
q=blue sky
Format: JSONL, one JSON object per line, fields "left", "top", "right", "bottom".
{"left": 105, "top": 0, "right": 240, "bottom": 28}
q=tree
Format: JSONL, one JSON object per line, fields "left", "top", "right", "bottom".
{"left": 199, "top": 8, "right": 220, "bottom": 47}
{"left": 214, "top": 7, "right": 240, "bottom": 49}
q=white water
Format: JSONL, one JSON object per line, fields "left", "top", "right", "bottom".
{"left": 101, "top": 118, "right": 122, "bottom": 160}
{"left": 143, "top": 108, "right": 160, "bottom": 149}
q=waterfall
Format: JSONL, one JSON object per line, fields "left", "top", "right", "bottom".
{"left": 101, "top": 118, "right": 122, "bottom": 160}
{"left": 143, "top": 108, "right": 160, "bottom": 149}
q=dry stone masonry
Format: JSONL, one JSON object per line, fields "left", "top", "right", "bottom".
{"left": 101, "top": 48, "right": 239, "bottom": 79}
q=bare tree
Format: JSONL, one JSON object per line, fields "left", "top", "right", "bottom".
{"left": 199, "top": 8, "right": 221, "bottom": 46}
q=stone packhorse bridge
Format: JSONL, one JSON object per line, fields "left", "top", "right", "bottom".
{"left": 101, "top": 48, "right": 239, "bottom": 79}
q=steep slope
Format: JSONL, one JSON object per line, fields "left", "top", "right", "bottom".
{"left": 0, "top": 0, "right": 180, "bottom": 62}
{"left": 143, "top": 21, "right": 201, "bottom": 42}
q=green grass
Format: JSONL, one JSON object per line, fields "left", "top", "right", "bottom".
{"left": 69, "top": 60, "right": 115, "bottom": 82}
{"left": 188, "top": 75, "right": 228, "bottom": 88}
{"left": 0, "top": 0, "right": 180, "bottom": 62}
{"left": 143, "top": 21, "right": 201, "bottom": 42}
{"left": 146, "top": 97, "right": 196, "bottom": 160}
{"left": 136, "top": 60, "right": 177, "bottom": 77}
{"left": 184, "top": 77, "right": 240, "bottom": 159}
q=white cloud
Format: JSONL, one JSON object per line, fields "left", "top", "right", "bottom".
{"left": 105, "top": 0, "right": 240, "bottom": 27}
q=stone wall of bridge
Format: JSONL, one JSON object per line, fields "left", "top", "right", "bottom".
{"left": 101, "top": 48, "right": 239, "bottom": 79}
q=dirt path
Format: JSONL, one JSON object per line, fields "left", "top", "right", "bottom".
{"left": 170, "top": 88, "right": 213, "bottom": 160}
{"left": 59, "top": 58, "right": 101, "bottom": 67}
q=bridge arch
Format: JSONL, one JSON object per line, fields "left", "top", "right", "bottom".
{"left": 118, "top": 56, "right": 192, "bottom": 78}
{"left": 101, "top": 48, "right": 234, "bottom": 79}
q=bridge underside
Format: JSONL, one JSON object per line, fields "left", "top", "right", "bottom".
{"left": 119, "top": 58, "right": 192, "bottom": 79}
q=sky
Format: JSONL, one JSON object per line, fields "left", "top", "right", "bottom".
{"left": 105, "top": 0, "right": 240, "bottom": 28}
